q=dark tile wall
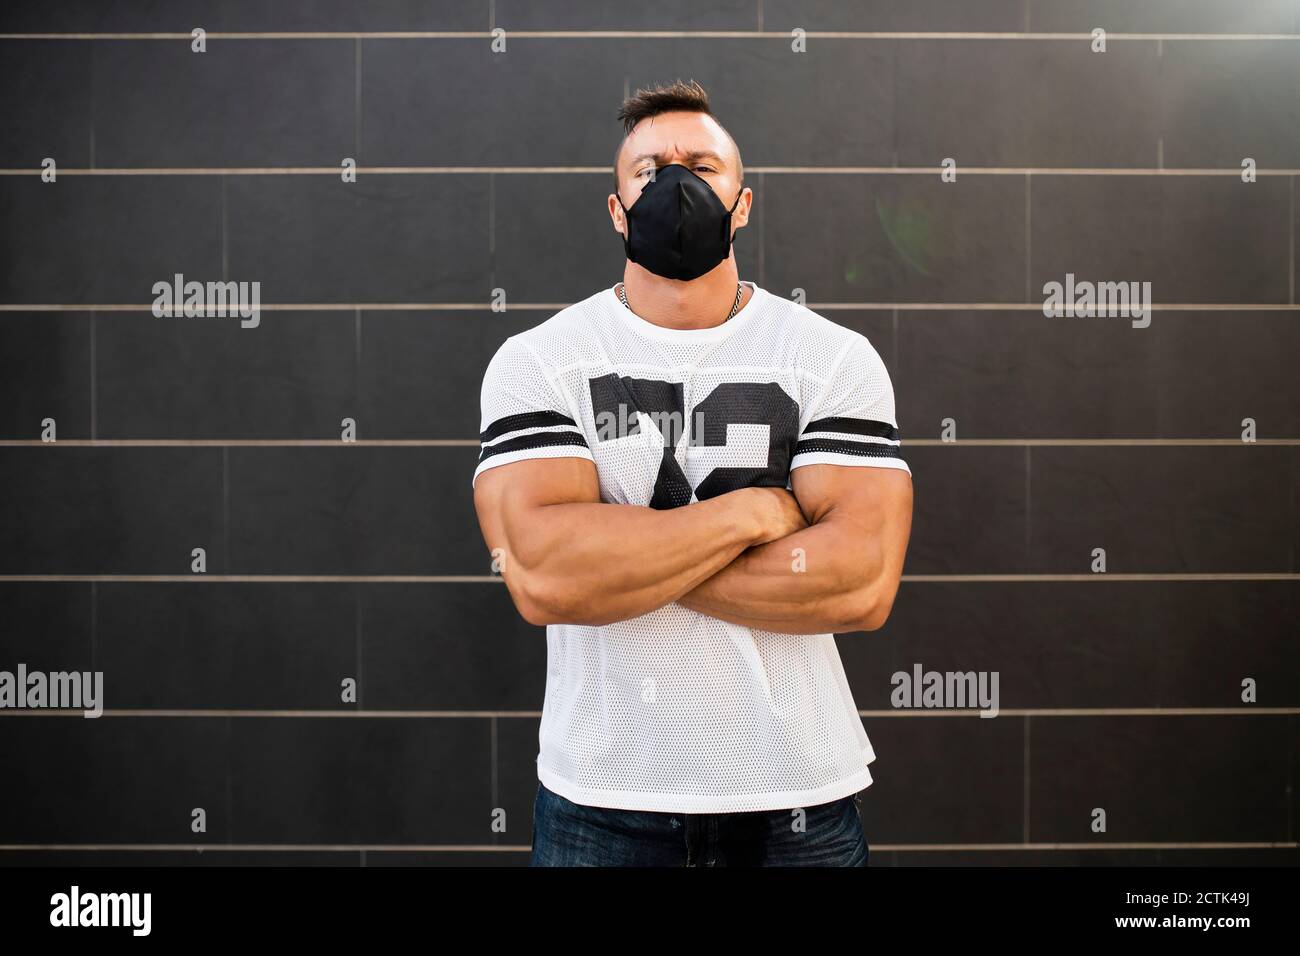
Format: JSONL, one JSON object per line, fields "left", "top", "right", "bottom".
{"left": 0, "top": 1, "right": 1295, "bottom": 866}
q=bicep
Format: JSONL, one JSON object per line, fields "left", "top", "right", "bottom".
{"left": 472, "top": 456, "right": 601, "bottom": 563}
{"left": 790, "top": 463, "right": 913, "bottom": 555}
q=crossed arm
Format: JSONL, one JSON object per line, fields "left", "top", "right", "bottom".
{"left": 472, "top": 456, "right": 913, "bottom": 634}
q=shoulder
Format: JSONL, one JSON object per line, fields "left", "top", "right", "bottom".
{"left": 489, "top": 287, "right": 612, "bottom": 372}
{"left": 759, "top": 292, "right": 886, "bottom": 381}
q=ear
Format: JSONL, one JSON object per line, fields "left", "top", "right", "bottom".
{"left": 607, "top": 193, "right": 628, "bottom": 236}
{"left": 731, "top": 186, "right": 753, "bottom": 229}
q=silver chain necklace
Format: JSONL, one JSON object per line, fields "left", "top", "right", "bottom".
{"left": 618, "top": 281, "right": 744, "bottom": 323}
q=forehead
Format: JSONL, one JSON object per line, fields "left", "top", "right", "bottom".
{"left": 618, "top": 111, "right": 736, "bottom": 170}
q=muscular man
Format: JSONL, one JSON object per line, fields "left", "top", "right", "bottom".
{"left": 472, "top": 79, "right": 913, "bottom": 867}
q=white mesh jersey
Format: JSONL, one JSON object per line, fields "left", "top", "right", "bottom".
{"left": 472, "top": 281, "right": 910, "bottom": 813}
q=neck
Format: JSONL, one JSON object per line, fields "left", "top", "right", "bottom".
{"left": 620, "top": 259, "right": 750, "bottom": 330}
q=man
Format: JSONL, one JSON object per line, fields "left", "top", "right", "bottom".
{"left": 472, "top": 79, "right": 913, "bottom": 866}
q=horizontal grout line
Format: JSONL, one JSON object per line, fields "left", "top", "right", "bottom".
{"left": 0, "top": 575, "right": 505, "bottom": 583}
{"left": 0, "top": 843, "right": 528, "bottom": 852}
{"left": 1, "top": 166, "right": 1297, "bottom": 177}
{"left": 0, "top": 439, "right": 1294, "bottom": 448}
{"left": 903, "top": 573, "right": 1300, "bottom": 582}
{"left": 889, "top": 439, "right": 1300, "bottom": 446}
{"left": 0, "top": 439, "right": 481, "bottom": 447}
{"left": 0, "top": 574, "right": 1294, "bottom": 584}
{"left": 756, "top": 167, "right": 1300, "bottom": 176}
{"left": 0, "top": 841, "right": 1291, "bottom": 853}
{"left": 862, "top": 841, "right": 1299, "bottom": 852}
{"left": 1, "top": 708, "right": 1295, "bottom": 719}
{"left": 861, "top": 707, "right": 1300, "bottom": 717}
{"left": 3, "top": 303, "right": 1297, "bottom": 313}
{"left": 1, "top": 31, "right": 1297, "bottom": 41}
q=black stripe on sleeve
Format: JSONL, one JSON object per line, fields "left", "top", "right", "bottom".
{"left": 793, "top": 438, "right": 904, "bottom": 460}
{"left": 480, "top": 410, "right": 579, "bottom": 443}
{"left": 803, "top": 417, "right": 900, "bottom": 442}
{"left": 478, "top": 429, "right": 590, "bottom": 463}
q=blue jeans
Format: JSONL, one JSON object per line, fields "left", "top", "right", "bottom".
{"left": 530, "top": 781, "right": 869, "bottom": 867}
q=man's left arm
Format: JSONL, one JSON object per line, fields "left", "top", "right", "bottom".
{"left": 677, "top": 463, "right": 912, "bottom": 634}
{"left": 678, "top": 330, "right": 913, "bottom": 634}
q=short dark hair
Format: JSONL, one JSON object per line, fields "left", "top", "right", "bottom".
{"left": 612, "top": 79, "right": 742, "bottom": 190}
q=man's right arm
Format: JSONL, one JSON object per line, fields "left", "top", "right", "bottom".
{"left": 473, "top": 456, "right": 805, "bottom": 627}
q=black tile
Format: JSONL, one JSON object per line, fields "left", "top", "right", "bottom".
{"left": 838, "top": 580, "right": 1300, "bottom": 709}
{"left": 0, "top": 177, "right": 223, "bottom": 303}
{"left": 857, "top": 715, "right": 1025, "bottom": 843}
{"left": 1291, "top": 447, "right": 1298, "bottom": 571}
{"left": 764, "top": 174, "right": 1027, "bottom": 302}
{"left": 357, "top": 309, "right": 521, "bottom": 439}
{"left": 0, "top": 850, "right": 363, "bottom": 865}
{"left": 224, "top": 175, "right": 490, "bottom": 303}
{"left": 895, "top": 309, "right": 1166, "bottom": 440}
{"left": 96, "top": 583, "right": 357, "bottom": 709}
{"left": 360, "top": 583, "right": 544, "bottom": 710}
{"left": 1028, "top": 715, "right": 1291, "bottom": 841}
{"left": 92, "top": 40, "right": 355, "bottom": 167}
{"left": 888, "top": 848, "right": 1298, "bottom": 865}
{"left": 361, "top": 39, "right": 628, "bottom": 166}
{"left": 0, "top": 312, "right": 92, "bottom": 439}
{"left": 765, "top": 0, "right": 1027, "bottom": 31}
{"left": 1159, "top": 40, "right": 1300, "bottom": 167}
{"left": 898, "top": 40, "right": 1160, "bottom": 167}
{"left": 0, "top": 582, "right": 93, "bottom": 670}
{"left": 889, "top": 849, "right": 1160, "bottom": 866}
{"left": 495, "top": 0, "right": 757, "bottom": 30}
{"left": 623, "top": 38, "right": 896, "bottom": 167}
{"left": 0, "top": 41, "right": 92, "bottom": 166}
{"left": 492, "top": 172, "right": 629, "bottom": 301}
{"left": 901, "top": 445, "right": 1030, "bottom": 573}
{"left": 96, "top": 310, "right": 357, "bottom": 439}
{"left": 891, "top": 310, "right": 1300, "bottom": 439}
{"left": 0, "top": 1, "right": 484, "bottom": 32}
{"left": 495, "top": 714, "right": 543, "bottom": 846}
{"left": 1028, "top": 446, "right": 1293, "bottom": 572}
{"left": 1030, "top": 176, "right": 1291, "bottom": 304}
{"left": 1030, "top": 0, "right": 1295, "bottom": 33}
{"left": 369, "top": 850, "right": 529, "bottom": 866}
{"left": 216, "top": 1, "right": 483, "bottom": 31}
{"left": 0, "top": 447, "right": 225, "bottom": 574}
{"left": 0, "top": 716, "right": 230, "bottom": 842}
{"left": 1154, "top": 584, "right": 1300, "bottom": 707}
{"left": 226, "top": 446, "right": 482, "bottom": 574}
{"left": 228, "top": 716, "right": 490, "bottom": 842}
{"left": 1292, "top": 712, "right": 1299, "bottom": 836}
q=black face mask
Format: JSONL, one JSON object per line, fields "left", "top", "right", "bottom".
{"left": 617, "top": 164, "right": 743, "bottom": 281}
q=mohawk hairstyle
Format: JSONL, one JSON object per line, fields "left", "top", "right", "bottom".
{"left": 616, "top": 78, "right": 713, "bottom": 135}
{"left": 612, "top": 79, "right": 742, "bottom": 189}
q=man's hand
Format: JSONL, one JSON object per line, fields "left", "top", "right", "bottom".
{"left": 746, "top": 486, "right": 810, "bottom": 545}
{"left": 677, "top": 465, "right": 913, "bottom": 634}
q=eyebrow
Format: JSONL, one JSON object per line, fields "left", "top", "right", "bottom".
{"left": 628, "top": 149, "right": 727, "bottom": 168}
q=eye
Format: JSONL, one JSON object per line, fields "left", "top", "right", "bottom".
{"left": 694, "top": 165, "right": 715, "bottom": 173}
